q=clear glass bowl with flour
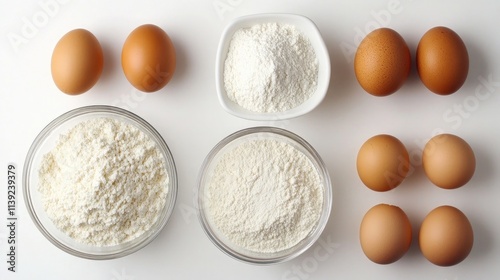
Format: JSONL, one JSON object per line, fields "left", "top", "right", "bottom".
{"left": 23, "top": 105, "right": 177, "bottom": 259}
{"left": 198, "top": 127, "right": 332, "bottom": 264}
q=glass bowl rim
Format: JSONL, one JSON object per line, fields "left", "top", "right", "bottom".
{"left": 197, "top": 126, "right": 332, "bottom": 265}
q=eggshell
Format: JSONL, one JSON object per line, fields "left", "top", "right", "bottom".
{"left": 422, "top": 134, "right": 475, "bottom": 189}
{"left": 360, "top": 204, "right": 412, "bottom": 264}
{"left": 417, "top": 26, "right": 469, "bottom": 95}
{"left": 419, "top": 206, "right": 474, "bottom": 266}
{"left": 356, "top": 134, "right": 410, "bottom": 191}
{"left": 121, "top": 24, "right": 176, "bottom": 92}
{"left": 51, "top": 29, "right": 103, "bottom": 95}
{"left": 354, "top": 28, "right": 411, "bottom": 96}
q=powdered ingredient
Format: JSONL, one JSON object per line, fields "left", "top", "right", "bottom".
{"left": 206, "top": 138, "right": 323, "bottom": 253}
{"left": 38, "top": 117, "right": 168, "bottom": 246}
{"left": 224, "top": 22, "right": 319, "bottom": 113}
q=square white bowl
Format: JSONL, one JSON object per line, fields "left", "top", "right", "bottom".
{"left": 215, "top": 13, "right": 331, "bottom": 121}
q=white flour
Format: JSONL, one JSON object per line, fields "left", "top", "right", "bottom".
{"left": 38, "top": 117, "right": 169, "bottom": 246}
{"left": 223, "top": 23, "right": 319, "bottom": 113}
{"left": 206, "top": 138, "right": 323, "bottom": 253}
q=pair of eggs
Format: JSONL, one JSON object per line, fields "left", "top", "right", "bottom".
{"left": 51, "top": 24, "right": 176, "bottom": 95}
{"left": 354, "top": 26, "right": 469, "bottom": 96}
{"left": 356, "top": 133, "right": 476, "bottom": 191}
{"left": 357, "top": 134, "right": 475, "bottom": 266}
{"left": 360, "top": 204, "right": 474, "bottom": 266}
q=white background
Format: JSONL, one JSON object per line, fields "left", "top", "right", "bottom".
{"left": 1, "top": 0, "right": 499, "bottom": 279}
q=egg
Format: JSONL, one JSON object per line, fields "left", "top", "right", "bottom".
{"left": 360, "top": 204, "right": 412, "bottom": 264}
{"left": 51, "top": 29, "right": 103, "bottom": 95}
{"left": 121, "top": 24, "right": 176, "bottom": 92}
{"left": 354, "top": 28, "right": 411, "bottom": 96}
{"left": 417, "top": 26, "right": 469, "bottom": 95}
{"left": 419, "top": 206, "right": 474, "bottom": 266}
{"left": 422, "top": 134, "right": 475, "bottom": 189}
{"left": 356, "top": 134, "right": 410, "bottom": 191}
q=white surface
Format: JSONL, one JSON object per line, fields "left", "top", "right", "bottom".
{"left": 1, "top": 0, "right": 499, "bottom": 279}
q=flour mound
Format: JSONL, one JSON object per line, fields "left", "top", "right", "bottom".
{"left": 206, "top": 138, "right": 323, "bottom": 253}
{"left": 223, "top": 23, "right": 319, "bottom": 113}
{"left": 38, "top": 118, "right": 169, "bottom": 246}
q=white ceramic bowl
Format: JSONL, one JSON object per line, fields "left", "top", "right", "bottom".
{"left": 23, "top": 105, "right": 178, "bottom": 259}
{"left": 215, "top": 13, "right": 331, "bottom": 121}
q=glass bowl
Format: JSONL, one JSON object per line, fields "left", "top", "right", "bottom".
{"left": 215, "top": 13, "right": 331, "bottom": 121}
{"left": 23, "top": 105, "right": 178, "bottom": 260}
{"left": 197, "top": 127, "right": 332, "bottom": 264}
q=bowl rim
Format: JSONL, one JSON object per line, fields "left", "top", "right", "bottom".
{"left": 22, "top": 105, "right": 178, "bottom": 260}
{"left": 197, "top": 126, "right": 332, "bottom": 264}
{"left": 215, "top": 13, "right": 331, "bottom": 121}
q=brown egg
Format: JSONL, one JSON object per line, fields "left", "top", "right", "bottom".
{"left": 422, "top": 134, "right": 475, "bottom": 189}
{"left": 356, "top": 134, "right": 410, "bottom": 191}
{"left": 121, "top": 24, "right": 176, "bottom": 92}
{"left": 419, "top": 206, "right": 474, "bottom": 266}
{"left": 417, "top": 26, "right": 469, "bottom": 95}
{"left": 360, "top": 204, "right": 412, "bottom": 264}
{"left": 51, "top": 29, "right": 103, "bottom": 95}
{"left": 354, "top": 28, "right": 411, "bottom": 96}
